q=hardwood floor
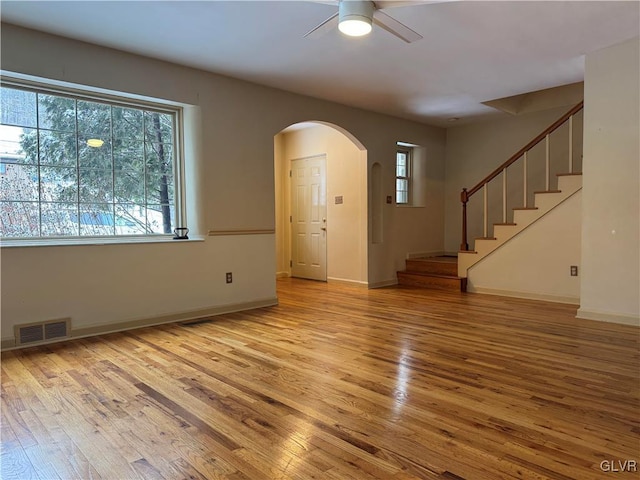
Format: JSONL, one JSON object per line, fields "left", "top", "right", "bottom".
{"left": 2, "top": 278, "right": 638, "bottom": 479}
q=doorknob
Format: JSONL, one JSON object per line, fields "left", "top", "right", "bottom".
{"left": 321, "top": 226, "right": 327, "bottom": 231}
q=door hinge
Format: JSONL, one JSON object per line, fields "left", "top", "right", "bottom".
{"left": 289, "top": 260, "right": 292, "bottom": 267}
{"left": 289, "top": 215, "right": 292, "bottom": 223}
{"left": 289, "top": 170, "right": 292, "bottom": 177}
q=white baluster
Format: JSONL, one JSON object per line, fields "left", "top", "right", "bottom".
{"left": 545, "top": 134, "right": 550, "bottom": 191}
{"left": 483, "top": 183, "right": 488, "bottom": 238}
{"left": 502, "top": 167, "right": 507, "bottom": 223}
{"left": 568, "top": 115, "right": 574, "bottom": 174}
{"left": 523, "top": 151, "right": 528, "bottom": 208}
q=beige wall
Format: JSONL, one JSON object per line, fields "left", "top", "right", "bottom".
{"left": 0, "top": 24, "right": 446, "bottom": 343}
{"left": 468, "top": 191, "right": 582, "bottom": 304}
{"left": 444, "top": 106, "right": 583, "bottom": 254}
{"left": 275, "top": 124, "right": 367, "bottom": 284}
{"left": 579, "top": 36, "right": 640, "bottom": 325}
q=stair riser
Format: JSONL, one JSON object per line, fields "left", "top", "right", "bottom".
{"left": 535, "top": 192, "right": 568, "bottom": 211}
{"left": 557, "top": 175, "right": 582, "bottom": 192}
{"left": 405, "top": 260, "right": 458, "bottom": 276}
{"left": 397, "top": 272, "right": 463, "bottom": 291}
{"left": 513, "top": 209, "right": 540, "bottom": 226}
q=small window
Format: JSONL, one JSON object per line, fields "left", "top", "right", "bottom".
{"left": 0, "top": 82, "right": 182, "bottom": 239}
{"left": 396, "top": 147, "right": 411, "bottom": 205}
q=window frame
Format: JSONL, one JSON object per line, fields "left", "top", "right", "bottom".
{"left": 395, "top": 147, "right": 412, "bottom": 206}
{"left": 0, "top": 75, "right": 186, "bottom": 244}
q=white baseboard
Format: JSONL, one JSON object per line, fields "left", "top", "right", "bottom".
{"left": 468, "top": 285, "right": 580, "bottom": 305}
{"left": 576, "top": 308, "right": 640, "bottom": 327}
{"left": 368, "top": 278, "right": 398, "bottom": 289}
{"left": 327, "top": 277, "right": 368, "bottom": 287}
{"left": 1, "top": 297, "right": 279, "bottom": 351}
{"left": 406, "top": 250, "right": 446, "bottom": 259}
{"left": 276, "top": 271, "right": 290, "bottom": 279}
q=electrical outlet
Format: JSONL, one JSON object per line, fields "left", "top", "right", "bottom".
{"left": 226, "top": 272, "right": 233, "bottom": 283}
{"left": 570, "top": 266, "right": 578, "bottom": 277}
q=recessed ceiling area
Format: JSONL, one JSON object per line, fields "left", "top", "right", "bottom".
{"left": 1, "top": 1, "right": 638, "bottom": 126}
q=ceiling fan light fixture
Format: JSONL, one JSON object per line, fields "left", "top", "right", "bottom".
{"left": 338, "top": 1, "right": 374, "bottom": 37}
{"left": 339, "top": 19, "right": 372, "bottom": 37}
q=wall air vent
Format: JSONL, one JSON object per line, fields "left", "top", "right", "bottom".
{"left": 15, "top": 318, "right": 71, "bottom": 346}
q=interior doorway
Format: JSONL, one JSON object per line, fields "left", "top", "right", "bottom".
{"left": 274, "top": 122, "right": 368, "bottom": 285}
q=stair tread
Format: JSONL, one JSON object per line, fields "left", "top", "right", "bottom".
{"left": 494, "top": 223, "right": 516, "bottom": 226}
{"left": 534, "top": 190, "right": 562, "bottom": 194}
{"left": 475, "top": 237, "right": 496, "bottom": 240}
{"left": 557, "top": 172, "right": 583, "bottom": 176}
{"left": 513, "top": 207, "right": 538, "bottom": 210}
{"left": 399, "top": 270, "right": 462, "bottom": 279}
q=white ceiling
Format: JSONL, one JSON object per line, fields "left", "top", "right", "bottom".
{"left": 1, "top": 1, "right": 638, "bottom": 126}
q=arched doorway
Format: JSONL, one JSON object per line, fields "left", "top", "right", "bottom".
{"left": 274, "top": 121, "right": 368, "bottom": 285}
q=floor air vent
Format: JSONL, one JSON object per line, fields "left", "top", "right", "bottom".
{"left": 15, "top": 318, "right": 70, "bottom": 346}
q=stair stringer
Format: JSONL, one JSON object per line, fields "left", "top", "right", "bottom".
{"left": 458, "top": 174, "right": 582, "bottom": 278}
{"left": 464, "top": 190, "right": 582, "bottom": 303}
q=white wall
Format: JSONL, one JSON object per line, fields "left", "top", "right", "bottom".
{"left": 0, "top": 24, "right": 446, "bottom": 344}
{"left": 276, "top": 124, "right": 367, "bottom": 284}
{"left": 468, "top": 191, "right": 582, "bottom": 304}
{"left": 579, "top": 36, "right": 640, "bottom": 325}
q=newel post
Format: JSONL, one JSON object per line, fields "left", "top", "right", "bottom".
{"left": 460, "top": 188, "right": 469, "bottom": 251}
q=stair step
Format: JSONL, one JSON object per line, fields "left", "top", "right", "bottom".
{"left": 405, "top": 256, "right": 458, "bottom": 276}
{"left": 397, "top": 271, "right": 467, "bottom": 292}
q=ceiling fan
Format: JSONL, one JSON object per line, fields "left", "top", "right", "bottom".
{"left": 304, "top": 1, "right": 427, "bottom": 43}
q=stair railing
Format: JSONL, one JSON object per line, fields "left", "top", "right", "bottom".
{"left": 460, "top": 101, "right": 584, "bottom": 251}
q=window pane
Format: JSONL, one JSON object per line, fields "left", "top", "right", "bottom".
{"left": 79, "top": 135, "right": 112, "bottom": 169}
{"left": 146, "top": 173, "right": 174, "bottom": 205}
{"left": 41, "top": 202, "right": 78, "bottom": 236}
{"left": 40, "top": 166, "right": 78, "bottom": 202}
{"left": 78, "top": 204, "right": 115, "bottom": 236}
{"left": 146, "top": 204, "right": 174, "bottom": 234}
{"left": 114, "top": 204, "right": 146, "bottom": 235}
{"left": 39, "top": 130, "right": 77, "bottom": 166}
{"left": 114, "top": 141, "right": 144, "bottom": 171}
{"left": 38, "top": 94, "right": 76, "bottom": 132}
{"left": 0, "top": 164, "right": 39, "bottom": 201}
{"left": 397, "top": 163, "right": 407, "bottom": 177}
{"left": 1, "top": 87, "right": 37, "bottom": 127}
{"left": 79, "top": 169, "right": 113, "bottom": 203}
{"left": 113, "top": 107, "right": 143, "bottom": 141}
{"left": 396, "top": 179, "right": 408, "bottom": 192}
{"left": 0, "top": 126, "right": 34, "bottom": 163}
{"left": 77, "top": 100, "right": 111, "bottom": 137}
{"left": 145, "top": 112, "right": 173, "bottom": 143}
{"left": 396, "top": 191, "right": 408, "bottom": 204}
{"left": 0, "top": 201, "right": 40, "bottom": 237}
{"left": 114, "top": 169, "right": 145, "bottom": 203}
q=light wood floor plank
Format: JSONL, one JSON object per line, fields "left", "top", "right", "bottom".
{"left": 2, "top": 278, "right": 638, "bottom": 479}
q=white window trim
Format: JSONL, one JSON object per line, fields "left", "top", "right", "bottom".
{"left": 396, "top": 146, "right": 412, "bottom": 206}
{"left": 0, "top": 73, "right": 187, "bottom": 243}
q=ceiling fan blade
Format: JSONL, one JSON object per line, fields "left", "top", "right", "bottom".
{"left": 304, "top": 12, "right": 339, "bottom": 38}
{"left": 374, "top": 0, "right": 456, "bottom": 9}
{"left": 373, "top": 10, "right": 423, "bottom": 43}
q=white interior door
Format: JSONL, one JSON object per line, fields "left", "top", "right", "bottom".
{"left": 291, "top": 155, "right": 327, "bottom": 281}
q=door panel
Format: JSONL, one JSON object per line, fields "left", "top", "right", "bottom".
{"left": 291, "top": 155, "right": 327, "bottom": 281}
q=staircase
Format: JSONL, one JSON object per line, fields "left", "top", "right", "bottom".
{"left": 458, "top": 173, "right": 582, "bottom": 276}
{"left": 458, "top": 101, "right": 584, "bottom": 281}
{"left": 397, "top": 256, "right": 467, "bottom": 292}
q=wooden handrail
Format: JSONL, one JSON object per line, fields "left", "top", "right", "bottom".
{"left": 466, "top": 101, "right": 583, "bottom": 198}
{"left": 459, "top": 101, "right": 583, "bottom": 252}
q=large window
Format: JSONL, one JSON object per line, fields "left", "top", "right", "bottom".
{"left": 396, "top": 147, "right": 411, "bottom": 205}
{"left": 0, "top": 82, "right": 180, "bottom": 239}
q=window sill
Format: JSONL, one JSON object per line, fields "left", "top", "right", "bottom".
{"left": 0, "top": 235, "right": 206, "bottom": 248}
